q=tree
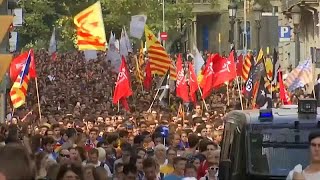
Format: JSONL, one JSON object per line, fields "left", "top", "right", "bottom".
{"left": 17, "top": 0, "right": 193, "bottom": 52}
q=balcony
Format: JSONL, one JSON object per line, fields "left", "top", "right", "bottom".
{"left": 186, "top": 0, "right": 228, "bottom": 14}
{"left": 282, "top": 0, "right": 319, "bottom": 11}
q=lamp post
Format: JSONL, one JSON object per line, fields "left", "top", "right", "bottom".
{"left": 291, "top": 5, "right": 301, "bottom": 67}
{"left": 228, "top": 1, "right": 237, "bottom": 44}
{"left": 253, "top": 2, "right": 262, "bottom": 51}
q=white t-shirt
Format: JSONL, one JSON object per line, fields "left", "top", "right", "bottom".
{"left": 83, "top": 160, "right": 112, "bottom": 177}
{"left": 287, "top": 170, "right": 320, "bottom": 180}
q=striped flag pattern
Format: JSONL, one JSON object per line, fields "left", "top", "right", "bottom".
{"left": 73, "top": 1, "right": 106, "bottom": 51}
{"left": 144, "top": 26, "right": 176, "bottom": 80}
{"left": 242, "top": 53, "right": 253, "bottom": 81}
{"left": 285, "top": 59, "right": 312, "bottom": 92}
{"left": 135, "top": 55, "right": 144, "bottom": 83}
{"left": 10, "top": 50, "right": 32, "bottom": 108}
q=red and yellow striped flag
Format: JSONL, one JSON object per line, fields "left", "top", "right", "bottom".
{"left": 135, "top": 56, "right": 144, "bottom": 83}
{"left": 10, "top": 50, "right": 32, "bottom": 109}
{"left": 74, "top": 1, "right": 106, "bottom": 51}
{"left": 241, "top": 53, "right": 253, "bottom": 81}
{"left": 144, "top": 26, "right": 176, "bottom": 80}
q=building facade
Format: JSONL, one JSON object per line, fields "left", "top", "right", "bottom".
{"left": 186, "top": 0, "right": 280, "bottom": 56}
{"left": 279, "top": 0, "right": 320, "bottom": 69}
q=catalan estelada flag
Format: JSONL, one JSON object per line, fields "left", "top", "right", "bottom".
{"left": 144, "top": 25, "right": 176, "bottom": 80}
{"left": 74, "top": 1, "right": 106, "bottom": 51}
{"left": 10, "top": 50, "right": 32, "bottom": 109}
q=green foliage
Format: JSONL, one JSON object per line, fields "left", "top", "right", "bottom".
{"left": 17, "top": 0, "right": 193, "bottom": 52}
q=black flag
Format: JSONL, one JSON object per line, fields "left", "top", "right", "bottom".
{"left": 243, "top": 60, "right": 265, "bottom": 99}
{"left": 256, "top": 77, "right": 272, "bottom": 108}
{"left": 272, "top": 49, "right": 279, "bottom": 81}
{"left": 158, "top": 70, "right": 170, "bottom": 107}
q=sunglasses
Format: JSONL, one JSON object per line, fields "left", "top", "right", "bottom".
{"left": 209, "top": 167, "right": 219, "bottom": 171}
{"left": 60, "top": 154, "right": 70, "bottom": 158}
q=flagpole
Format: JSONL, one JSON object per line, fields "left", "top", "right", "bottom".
{"left": 197, "top": 85, "right": 208, "bottom": 111}
{"left": 117, "top": 101, "right": 120, "bottom": 113}
{"left": 270, "top": 80, "right": 273, "bottom": 106}
{"left": 236, "top": 77, "right": 244, "bottom": 110}
{"left": 35, "top": 77, "right": 42, "bottom": 121}
{"left": 226, "top": 82, "right": 230, "bottom": 106}
{"left": 148, "top": 88, "right": 160, "bottom": 112}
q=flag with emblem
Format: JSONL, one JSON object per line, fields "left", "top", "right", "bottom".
{"left": 74, "top": 1, "right": 106, "bottom": 51}
{"left": 255, "top": 77, "right": 272, "bottom": 108}
{"left": 176, "top": 54, "right": 189, "bottom": 102}
{"left": 241, "top": 52, "right": 254, "bottom": 81}
{"left": 243, "top": 59, "right": 265, "bottom": 100}
{"left": 113, "top": 56, "right": 132, "bottom": 111}
{"left": 10, "top": 49, "right": 37, "bottom": 82}
{"left": 10, "top": 50, "right": 33, "bottom": 108}
{"left": 211, "top": 50, "right": 237, "bottom": 88}
{"left": 144, "top": 25, "right": 176, "bottom": 80}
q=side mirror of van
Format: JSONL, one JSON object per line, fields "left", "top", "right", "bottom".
{"left": 218, "top": 160, "right": 232, "bottom": 180}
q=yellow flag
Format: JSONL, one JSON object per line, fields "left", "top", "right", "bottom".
{"left": 0, "top": 54, "right": 12, "bottom": 82}
{"left": 74, "top": 1, "right": 106, "bottom": 51}
{"left": 264, "top": 57, "right": 273, "bottom": 80}
{"left": 256, "top": 48, "right": 264, "bottom": 63}
{"left": 144, "top": 25, "right": 158, "bottom": 49}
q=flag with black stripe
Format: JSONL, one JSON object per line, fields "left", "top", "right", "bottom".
{"left": 158, "top": 70, "right": 170, "bottom": 107}
{"left": 243, "top": 60, "right": 265, "bottom": 99}
{"left": 272, "top": 49, "right": 280, "bottom": 82}
{"left": 256, "top": 77, "right": 272, "bottom": 108}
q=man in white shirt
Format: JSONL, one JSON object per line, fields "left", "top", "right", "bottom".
{"left": 287, "top": 131, "right": 320, "bottom": 180}
{"left": 83, "top": 148, "right": 112, "bottom": 177}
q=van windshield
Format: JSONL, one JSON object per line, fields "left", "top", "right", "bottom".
{"left": 248, "top": 127, "right": 311, "bottom": 177}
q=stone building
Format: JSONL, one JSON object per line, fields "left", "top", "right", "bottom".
{"left": 279, "top": 0, "right": 320, "bottom": 69}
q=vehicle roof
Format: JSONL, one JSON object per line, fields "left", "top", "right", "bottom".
{"left": 225, "top": 106, "right": 320, "bottom": 126}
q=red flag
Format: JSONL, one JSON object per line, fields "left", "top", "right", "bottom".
{"left": 278, "top": 71, "right": 291, "bottom": 105}
{"left": 120, "top": 98, "right": 130, "bottom": 112}
{"left": 143, "top": 61, "right": 152, "bottom": 91}
{"left": 212, "top": 51, "right": 237, "bottom": 88}
{"left": 236, "top": 54, "right": 243, "bottom": 76}
{"left": 113, "top": 57, "right": 132, "bottom": 105}
{"left": 176, "top": 54, "right": 189, "bottom": 102}
{"left": 189, "top": 62, "right": 198, "bottom": 103}
{"left": 200, "top": 54, "right": 218, "bottom": 99}
{"left": 10, "top": 49, "right": 37, "bottom": 81}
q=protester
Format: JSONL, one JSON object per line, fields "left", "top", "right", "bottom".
{"left": 0, "top": 48, "right": 304, "bottom": 180}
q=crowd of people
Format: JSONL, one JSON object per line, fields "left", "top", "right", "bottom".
{"left": 0, "top": 49, "right": 309, "bottom": 180}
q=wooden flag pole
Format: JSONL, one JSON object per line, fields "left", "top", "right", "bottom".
{"left": 117, "top": 101, "right": 120, "bottom": 113}
{"left": 148, "top": 88, "right": 160, "bottom": 112}
{"left": 226, "top": 82, "right": 230, "bottom": 106}
{"left": 35, "top": 77, "right": 42, "bottom": 121}
{"left": 236, "top": 77, "right": 244, "bottom": 110}
{"left": 197, "top": 85, "right": 208, "bottom": 111}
